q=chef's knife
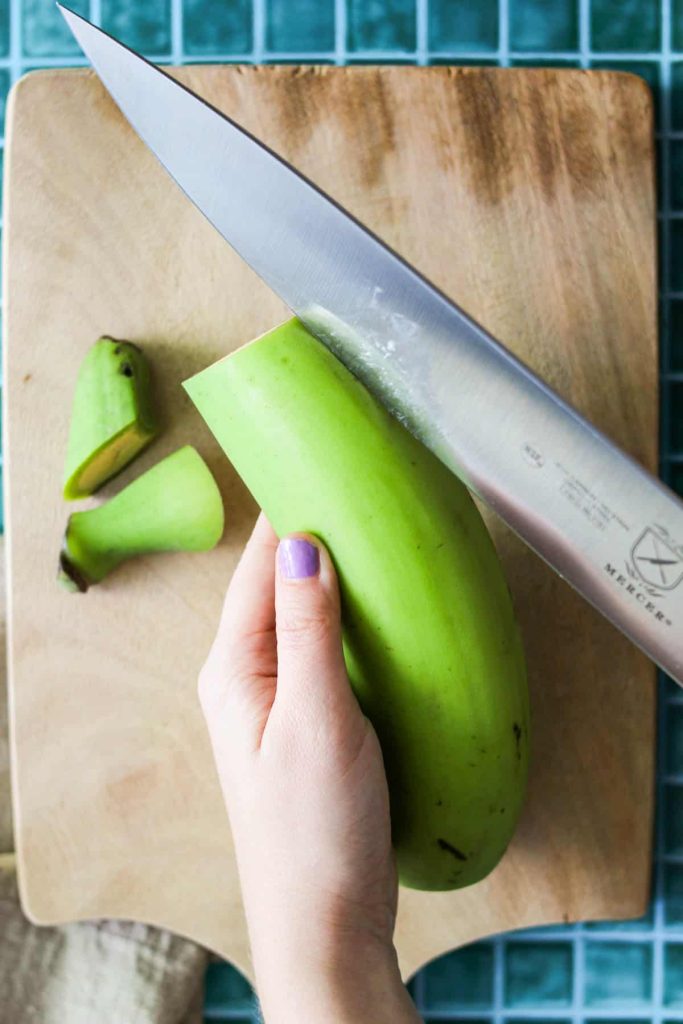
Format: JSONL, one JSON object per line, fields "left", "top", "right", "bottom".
{"left": 58, "top": 4, "right": 683, "bottom": 685}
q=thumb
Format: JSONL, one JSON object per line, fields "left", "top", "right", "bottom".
{"left": 274, "top": 534, "right": 353, "bottom": 715}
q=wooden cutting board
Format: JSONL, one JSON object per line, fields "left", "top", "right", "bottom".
{"left": 4, "top": 66, "right": 656, "bottom": 979}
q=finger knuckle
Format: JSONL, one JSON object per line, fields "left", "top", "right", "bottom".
{"left": 277, "top": 603, "right": 332, "bottom": 650}
{"left": 197, "top": 652, "right": 236, "bottom": 711}
{"left": 198, "top": 649, "right": 261, "bottom": 721}
{"left": 196, "top": 662, "right": 216, "bottom": 710}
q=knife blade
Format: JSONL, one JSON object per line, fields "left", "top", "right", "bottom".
{"left": 58, "top": 4, "right": 683, "bottom": 685}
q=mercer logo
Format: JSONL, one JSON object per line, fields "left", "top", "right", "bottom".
{"left": 603, "top": 560, "right": 672, "bottom": 627}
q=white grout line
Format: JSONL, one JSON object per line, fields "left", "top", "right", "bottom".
{"left": 579, "top": 0, "right": 590, "bottom": 67}
{"left": 170, "top": 0, "right": 183, "bottom": 65}
{"left": 654, "top": 780, "right": 668, "bottom": 1018}
{"left": 496, "top": 927, "right": 664, "bottom": 941}
{"left": 654, "top": 262, "right": 670, "bottom": 1011}
{"left": 252, "top": 0, "right": 265, "bottom": 63}
{"left": 399, "top": 1011, "right": 675, "bottom": 1021}
{"left": 334, "top": 0, "right": 346, "bottom": 64}
{"left": 9, "top": 48, "right": 683, "bottom": 68}
{"left": 2, "top": 0, "right": 21, "bottom": 316}
{"left": 8, "top": 0, "right": 21, "bottom": 85}
{"left": 415, "top": 0, "right": 428, "bottom": 65}
{"left": 651, "top": 688, "right": 671, "bottom": 1007}
{"left": 492, "top": 937, "right": 504, "bottom": 1024}
{"left": 572, "top": 924, "right": 585, "bottom": 1024}
{"left": 18, "top": 56, "right": 99, "bottom": 68}
{"left": 498, "top": 0, "right": 509, "bottom": 67}
{"left": 662, "top": 0, "right": 673, "bottom": 421}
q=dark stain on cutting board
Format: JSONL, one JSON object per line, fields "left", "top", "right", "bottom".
{"left": 441, "top": 68, "right": 648, "bottom": 207}
{"left": 269, "top": 66, "right": 397, "bottom": 190}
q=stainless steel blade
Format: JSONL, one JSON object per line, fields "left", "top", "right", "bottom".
{"left": 59, "top": 4, "right": 683, "bottom": 685}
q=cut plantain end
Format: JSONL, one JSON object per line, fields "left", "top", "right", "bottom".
{"left": 63, "top": 337, "right": 158, "bottom": 500}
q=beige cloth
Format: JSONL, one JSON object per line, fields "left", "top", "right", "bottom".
{"left": 0, "top": 854, "right": 209, "bottom": 1024}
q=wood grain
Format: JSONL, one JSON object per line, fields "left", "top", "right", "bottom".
{"left": 4, "top": 66, "right": 656, "bottom": 979}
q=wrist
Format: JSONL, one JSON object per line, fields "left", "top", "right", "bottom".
{"left": 251, "top": 917, "right": 419, "bottom": 1023}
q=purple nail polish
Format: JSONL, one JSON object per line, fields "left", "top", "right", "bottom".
{"left": 278, "top": 538, "right": 320, "bottom": 579}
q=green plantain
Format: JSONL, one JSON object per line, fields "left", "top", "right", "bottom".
{"left": 184, "top": 318, "right": 529, "bottom": 891}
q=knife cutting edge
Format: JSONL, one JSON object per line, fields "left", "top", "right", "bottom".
{"left": 57, "top": 3, "right": 683, "bottom": 686}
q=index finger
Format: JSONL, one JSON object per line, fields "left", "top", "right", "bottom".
{"left": 218, "top": 510, "right": 279, "bottom": 645}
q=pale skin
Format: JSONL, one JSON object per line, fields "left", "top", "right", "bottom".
{"left": 198, "top": 512, "right": 422, "bottom": 1023}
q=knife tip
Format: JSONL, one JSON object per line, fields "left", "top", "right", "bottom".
{"left": 55, "top": 3, "right": 83, "bottom": 25}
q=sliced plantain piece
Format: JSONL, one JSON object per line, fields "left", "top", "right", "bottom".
{"left": 63, "top": 336, "right": 158, "bottom": 500}
{"left": 58, "top": 446, "right": 224, "bottom": 592}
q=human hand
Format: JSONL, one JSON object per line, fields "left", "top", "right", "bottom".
{"left": 198, "top": 512, "right": 421, "bottom": 1023}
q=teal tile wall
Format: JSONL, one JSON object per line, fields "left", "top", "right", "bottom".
{"left": 183, "top": 0, "right": 252, "bottom": 55}
{"left": 23, "top": 0, "right": 87, "bottom": 55}
{"left": 591, "top": 0, "right": 661, "bottom": 52}
{"left": 420, "top": 943, "right": 494, "bottom": 1007}
{"left": 584, "top": 942, "right": 653, "bottom": 1006}
{"left": 510, "top": 0, "right": 578, "bottom": 51}
{"left": 428, "top": 0, "right": 499, "bottom": 52}
{"left": 265, "top": 0, "right": 335, "bottom": 51}
{"left": 505, "top": 942, "right": 573, "bottom": 1007}
{"left": 4, "top": 0, "right": 683, "bottom": 1020}
{"left": 0, "top": 0, "right": 8, "bottom": 55}
{"left": 100, "top": 0, "right": 171, "bottom": 53}
{"left": 347, "top": 0, "right": 416, "bottom": 52}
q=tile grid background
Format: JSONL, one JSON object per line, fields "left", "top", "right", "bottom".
{"left": 2, "top": 0, "right": 682, "bottom": 1019}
